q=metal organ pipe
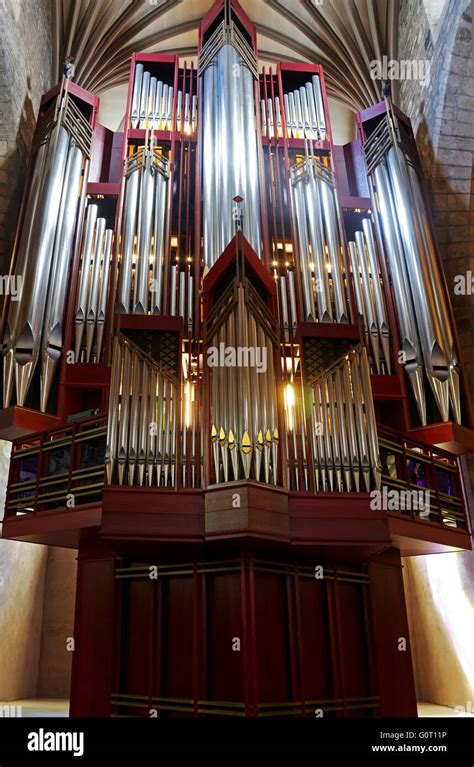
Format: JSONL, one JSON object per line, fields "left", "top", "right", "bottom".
{"left": 202, "top": 43, "right": 262, "bottom": 267}
{"left": 203, "top": 62, "right": 216, "bottom": 271}
{"left": 386, "top": 147, "right": 451, "bottom": 422}
{"left": 75, "top": 203, "right": 98, "bottom": 357}
{"left": 129, "top": 66, "right": 181, "bottom": 132}
{"left": 361, "top": 219, "right": 391, "bottom": 373}
{"left": 312, "top": 75, "right": 327, "bottom": 140}
{"left": 134, "top": 150, "right": 154, "bottom": 314}
{"left": 151, "top": 170, "right": 167, "bottom": 314}
{"left": 348, "top": 227, "right": 391, "bottom": 374}
{"left": 130, "top": 63, "right": 144, "bottom": 129}
{"left": 139, "top": 70, "right": 150, "bottom": 129}
{"left": 372, "top": 162, "right": 426, "bottom": 425}
{"left": 406, "top": 162, "right": 461, "bottom": 423}
{"left": 118, "top": 146, "right": 170, "bottom": 319}
{"left": 96, "top": 228, "right": 113, "bottom": 360}
{"left": 9, "top": 127, "right": 69, "bottom": 407}
{"left": 291, "top": 160, "right": 349, "bottom": 324}
{"left": 106, "top": 336, "right": 179, "bottom": 488}
{"left": 308, "top": 348, "right": 380, "bottom": 493}
{"left": 117, "top": 166, "right": 138, "bottom": 314}
{"left": 2, "top": 106, "right": 92, "bottom": 410}
{"left": 354, "top": 229, "right": 380, "bottom": 370}
{"left": 40, "top": 139, "right": 84, "bottom": 411}
{"left": 292, "top": 174, "right": 316, "bottom": 321}
{"left": 75, "top": 208, "right": 113, "bottom": 364}
{"left": 155, "top": 80, "right": 163, "bottom": 128}
{"left": 305, "top": 165, "right": 332, "bottom": 322}
{"left": 148, "top": 77, "right": 157, "bottom": 129}
{"left": 85, "top": 216, "right": 106, "bottom": 361}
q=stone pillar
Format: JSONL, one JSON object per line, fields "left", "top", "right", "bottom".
{"left": 0, "top": 0, "right": 53, "bottom": 702}
{"left": 0, "top": 0, "right": 52, "bottom": 276}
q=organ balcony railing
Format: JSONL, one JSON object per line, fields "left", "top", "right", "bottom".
{"left": 377, "top": 426, "right": 469, "bottom": 531}
{"left": 5, "top": 414, "right": 106, "bottom": 517}
{"left": 3, "top": 373, "right": 470, "bottom": 535}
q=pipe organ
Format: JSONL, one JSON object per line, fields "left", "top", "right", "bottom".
{"left": 200, "top": 15, "right": 262, "bottom": 267}
{"left": 1, "top": 0, "right": 471, "bottom": 721}
{"left": 361, "top": 106, "right": 462, "bottom": 426}
{"left": 1, "top": 82, "right": 93, "bottom": 412}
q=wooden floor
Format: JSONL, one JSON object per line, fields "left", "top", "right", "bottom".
{"left": 417, "top": 702, "right": 474, "bottom": 717}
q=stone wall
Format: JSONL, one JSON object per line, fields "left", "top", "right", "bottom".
{"left": 0, "top": 0, "right": 52, "bottom": 274}
{"left": 0, "top": 0, "right": 58, "bottom": 703}
{"left": 36, "top": 547, "right": 77, "bottom": 700}
{"left": 399, "top": 0, "right": 474, "bottom": 712}
{"left": 403, "top": 552, "right": 474, "bottom": 710}
{"left": 399, "top": 0, "right": 474, "bottom": 396}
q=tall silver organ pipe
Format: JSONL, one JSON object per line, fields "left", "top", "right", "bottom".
{"left": 74, "top": 205, "right": 114, "bottom": 365}
{"left": 105, "top": 334, "right": 178, "bottom": 487}
{"left": 386, "top": 146, "right": 459, "bottom": 423}
{"left": 202, "top": 43, "right": 261, "bottom": 267}
{"left": 290, "top": 158, "right": 349, "bottom": 323}
{"left": 3, "top": 89, "right": 92, "bottom": 410}
{"left": 308, "top": 346, "right": 381, "bottom": 493}
{"left": 40, "top": 139, "right": 84, "bottom": 411}
{"left": 366, "top": 104, "right": 461, "bottom": 424}
{"left": 372, "top": 163, "right": 426, "bottom": 424}
{"left": 405, "top": 162, "right": 461, "bottom": 424}
{"left": 207, "top": 280, "right": 279, "bottom": 485}
{"left": 4, "top": 125, "right": 69, "bottom": 408}
{"left": 348, "top": 223, "right": 391, "bottom": 374}
{"left": 130, "top": 65, "right": 180, "bottom": 132}
{"left": 117, "top": 146, "right": 170, "bottom": 317}
{"left": 276, "top": 76, "right": 327, "bottom": 140}
{"left": 130, "top": 63, "right": 144, "bottom": 129}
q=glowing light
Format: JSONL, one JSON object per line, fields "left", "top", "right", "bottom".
{"left": 424, "top": 554, "right": 474, "bottom": 688}
{"left": 184, "top": 380, "right": 192, "bottom": 428}
{"left": 285, "top": 383, "right": 295, "bottom": 431}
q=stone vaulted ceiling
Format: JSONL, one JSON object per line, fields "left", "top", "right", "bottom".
{"left": 52, "top": 0, "right": 400, "bottom": 111}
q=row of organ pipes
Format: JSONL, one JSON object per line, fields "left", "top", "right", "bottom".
{"left": 261, "top": 74, "right": 327, "bottom": 141}
{"left": 130, "top": 63, "right": 197, "bottom": 135}
{"left": 290, "top": 154, "right": 350, "bottom": 325}
{"left": 2, "top": 87, "right": 92, "bottom": 412}
{"left": 201, "top": 42, "right": 262, "bottom": 267}
{"left": 347, "top": 219, "right": 391, "bottom": 375}
{"left": 2, "top": 39, "right": 464, "bottom": 494}
{"left": 74, "top": 204, "right": 113, "bottom": 363}
{"left": 106, "top": 335, "right": 179, "bottom": 488}
{"left": 365, "top": 106, "right": 461, "bottom": 425}
{"left": 115, "top": 139, "right": 194, "bottom": 332}
{"left": 282, "top": 346, "right": 381, "bottom": 493}
{"left": 208, "top": 286, "right": 279, "bottom": 485}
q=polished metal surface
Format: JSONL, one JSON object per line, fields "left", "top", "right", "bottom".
{"left": 373, "top": 162, "right": 427, "bottom": 424}
{"left": 202, "top": 43, "right": 261, "bottom": 266}
{"left": 130, "top": 62, "right": 143, "bottom": 129}
{"left": 40, "top": 139, "right": 84, "bottom": 411}
{"left": 5, "top": 124, "right": 70, "bottom": 407}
